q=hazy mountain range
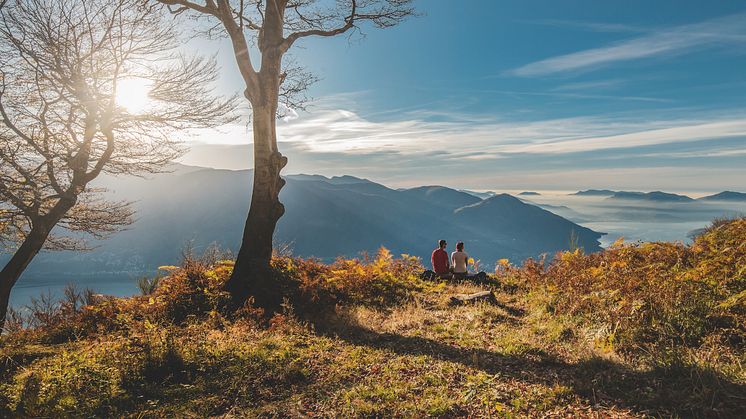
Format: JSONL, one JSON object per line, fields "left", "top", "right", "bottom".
{"left": 573, "top": 189, "right": 746, "bottom": 201}
{"left": 4, "top": 165, "right": 604, "bottom": 280}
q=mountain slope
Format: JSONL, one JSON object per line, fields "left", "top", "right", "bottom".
{"left": 400, "top": 186, "right": 482, "bottom": 210}
{"left": 698, "top": 191, "right": 746, "bottom": 202}
{"left": 572, "top": 189, "right": 616, "bottom": 196}
{"left": 607, "top": 191, "right": 693, "bottom": 202}
{"left": 454, "top": 194, "right": 601, "bottom": 256}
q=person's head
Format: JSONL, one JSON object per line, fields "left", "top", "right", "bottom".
{"left": 456, "top": 241, "right": 464, "bottom": 251}
{"left": 438, "top": 239, "right": 447, "bottom": 249}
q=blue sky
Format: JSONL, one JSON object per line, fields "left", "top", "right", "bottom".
{"left": 181, "top": 0, "right": 746, "bottom": 193}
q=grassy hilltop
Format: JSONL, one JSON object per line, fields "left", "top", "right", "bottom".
{"left": 1, "top": 219, "right": 745, "bottom": 417}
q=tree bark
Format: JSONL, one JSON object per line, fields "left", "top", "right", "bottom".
{"left": 0, "top": 226, "right": 50, "bottom": 330}
{"left": 224, "top": 97, "right": 287, "bottom": 310}
{"left": 0, "top": 198, "right": 76, "bottom": 330}
{"left": 449, "top": 291, "right": 497, "bottom": 306}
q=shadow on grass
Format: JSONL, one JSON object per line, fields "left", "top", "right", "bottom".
{"left": 312, "top": 312, "right": 746, "bottom": 417}
{"left": 0, "top": 344, "right": 59, "bottom": 382}
{"left": 493, "top": 299, "right": 526, "bottom": 318}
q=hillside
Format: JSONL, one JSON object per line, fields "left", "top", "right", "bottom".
{"left": 572, "top": 189, "right": 616, "bottom": 196}
{"left": 454, "top": 194, "right": 598, "bottom": 257}
{"left": 401, "top": 186, "right": 482, "bottom": 209}
{"left": 459, "top": 189, "right": 497, "bottom": 199}
{"left": 1, "top": 218, "right": 744, "bottom": 417}
{"left": 699, "top": 191, "right": 746, "bottom": 202}
{"left": 7, "top": 166, "right": 602, "bottom": 281}
{"left": 606, "top": 191, "right": 694, "bottom": 202}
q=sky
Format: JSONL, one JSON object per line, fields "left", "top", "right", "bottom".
{"left": 178, "top": 0, "right": 746, "bottom": 193}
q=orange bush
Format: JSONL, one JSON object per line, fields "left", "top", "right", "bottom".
{"left": 500, "top": 218, "right": 746, "bottom": 352}
{"left": 271, "top": 247, "right": 426, "bottom": 307}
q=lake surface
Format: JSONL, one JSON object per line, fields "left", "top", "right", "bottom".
{"left": 10, "top": 273, "right": 142, "bottom": 312}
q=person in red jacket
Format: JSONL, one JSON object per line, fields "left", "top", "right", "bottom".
{"left": 431, "top": 239, "right": 451, "bottom": 278}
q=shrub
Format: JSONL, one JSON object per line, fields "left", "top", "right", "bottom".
{"left": 136, "top": 274, "right": 163, "bottom": 295}
{"left": 323, "top": 247, "right": 426, "bottom": 306}
{"left": 500, "top": 218, "right": 746, "bottom": 353}
{"left": 270, "top": 246, "right": 428, "bottom": 309}
{"left": 689, "top": 217, "right": 746, "bottom": 345}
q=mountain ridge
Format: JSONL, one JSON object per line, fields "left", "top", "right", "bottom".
{"left": 606, "top": 191, "right": 694, "bottom": 202}
{"left": 698, "top": 191, "right": 746, "bottom": 202}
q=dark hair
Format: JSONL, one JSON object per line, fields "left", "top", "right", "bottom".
{"left": 456, "top": 241, "right": 464, "bottom": 251}
{"left": 439, "top": 239, "right": 447, "bottom": 248}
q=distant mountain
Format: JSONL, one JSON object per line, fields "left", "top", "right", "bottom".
{"left": 402, "top": 186, "right": 481, "bottom": 210}
{"left": 518, "top": 191, "right": 541, "bottom": 196}
{"left": 8, "top": 167, "right": 603, "bottom": 279}
{"left": 607, "top": 191, "right": 694, "bottom": 202}
{"left": 525, "top": 202, "right": 591, "bottom": 223}
{"left": 698, "top": 191, "right": 746, "bottom": 202}
{"left": 286, "top": 174, "right": 371, "bottom": 185}
{"left": 572, "top": 189, "right": 616, "bottom": 196}
{"left": 459, "top": 189, "right": 496, "bottom": 200}
{"left": 454, "top": 194, "right": 602, "bottom": 257}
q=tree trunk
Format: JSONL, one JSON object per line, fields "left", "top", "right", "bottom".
{"left": 0, "top": 197, "right": 76, "bottom": 330}
{"left": 225, "top": 101, "right": 287, "bottom": 311}
{"left": 449, "top": 291, "right": 497, "bottom": 306}
{"left": 0, "top": 226, "right": 50, "bottom": 331}
{"left": 223, "top": 14, "right": 287, "bottom": 311}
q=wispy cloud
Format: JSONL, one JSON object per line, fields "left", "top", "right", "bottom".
{"left": 522, "top": 19, "right": 650, "bottom": 34}
{"left": 552, "top": 79, "right": 626, "bottom": 91}
{"left": 505, "top": 119, "right": 746, "bottom": 154}
{"left": 509, "top": 13, "right": 746, "bottom": 77}
{"left": 478, "top": 88, "right": 669, "bottom": 103}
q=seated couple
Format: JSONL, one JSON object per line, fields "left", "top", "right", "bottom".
{"left": 431, "top": 239, "right": 473, "bottom": 279}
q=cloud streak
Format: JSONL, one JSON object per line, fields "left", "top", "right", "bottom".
{"left": 186, "top": 108, "right": 746, "bottom": 156}
{"left": 522, "top": 19, "right": 650, "bottom": 34}
{"left": 510, "top": 13, "right": 746, "bottom": 77}
{"left": 267, "top": 108, "right": 746, "bottom": 159}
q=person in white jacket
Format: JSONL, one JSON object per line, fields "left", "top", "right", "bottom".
{"left": 451, "top": 241, "right": 470, "bottom": 278}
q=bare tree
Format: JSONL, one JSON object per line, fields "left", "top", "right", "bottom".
{"left": 0, "top": 0, "right": 237, "bottom": 328}
{"left": 157, "top": 0, "right": 415, "bottom": 310}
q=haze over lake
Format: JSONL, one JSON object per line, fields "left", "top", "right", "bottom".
{"left": 513, "top": 192, "right": 746, "bottom": 246}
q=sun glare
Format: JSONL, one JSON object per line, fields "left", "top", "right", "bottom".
{"left": 115, "top": 77, "right": 153, "bottom": 113}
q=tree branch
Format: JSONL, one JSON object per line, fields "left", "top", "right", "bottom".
{"left": 215, "top": 0, "right": 260, "bottom": 100}
{"left": 280, "top": 0, "right": 356, "bottom": 52}
{"left": 158, "top": 0, "right": 218, "bottom": 16}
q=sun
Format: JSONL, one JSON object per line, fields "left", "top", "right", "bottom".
{"left": 115, "top": 77, "right": 153, "bottom": 113}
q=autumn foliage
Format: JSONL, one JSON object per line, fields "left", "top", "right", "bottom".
{"left": 499, "top": 217, "right": 746, "bottom": 353}
{"left": 2, "top": 247, "right": 426, "bottom": 345}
